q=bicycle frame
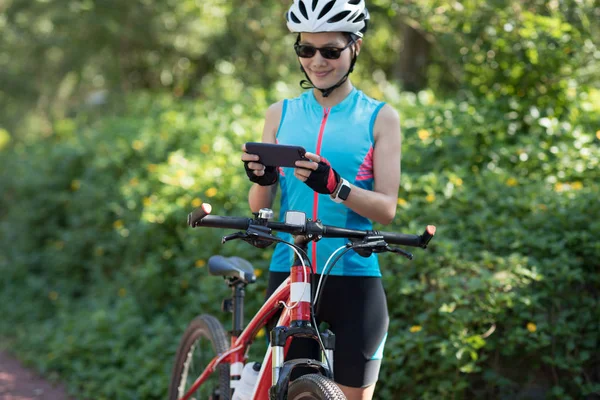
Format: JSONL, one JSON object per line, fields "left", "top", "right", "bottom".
{"left": 180, "top": 206, "right": 436, "bottom": 399}
{"left": 179, "top": 275, "right": 295, "bottom": 400}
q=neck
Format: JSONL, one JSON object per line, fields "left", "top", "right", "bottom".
{"left": 312, "top": 80, "right": 354, "bottom": 108}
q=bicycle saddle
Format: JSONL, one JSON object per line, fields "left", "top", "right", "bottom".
{"left": 207, "top": 255, "right": 256, "bottom": 284}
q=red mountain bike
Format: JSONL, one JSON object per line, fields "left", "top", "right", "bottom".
{"left": 168, "top": 204, "right": 435, "bottom": 400}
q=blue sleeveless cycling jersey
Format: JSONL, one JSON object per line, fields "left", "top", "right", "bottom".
{"left": 269, "top": 88, "right": 386, "bottom": 276}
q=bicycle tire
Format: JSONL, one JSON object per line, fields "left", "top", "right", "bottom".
{"left": 287, "top": 374, "right": 346, "bottom": 400}
{"left": 168, "top": 314, "right": 231, "bottom": 400}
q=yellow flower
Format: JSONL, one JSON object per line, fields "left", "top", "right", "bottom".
{"left": 527, "top": 322, "right": 537, "bottom": 333}
{"left": 143, "top": 197, "right": 152, "bottom": 207}
{"left": 506, "top": 178, "right": 518, "bottom": 187}
{"left": 571, "top": 181, "right": 583, "bottom": 190}
{"left": 205, "top": 187, "right": 218, "bottom": 198}
{"left": 417, "top": 129, "right": 430, "bottom": 141}
{"left": 201, "top": 144, "right": 211, "bottom": 153}
{"left": 129, "top": 177, "right": 139, "bottom": 186}
{"left": 256, "top": 328, "right": 266, "bottom": 339}
{"left": 195, "top": 259, "right": 206, "bottom": 268}
{"left": 255, "top": 269, "right": 263, "bottom": 277}
{"left": 426, "top": 194, "right": 436, "bottom": 203}
{"left": 192, "top": 198, "right": 202, "bottom": 208}
{"left": 409, "top": 325, "right": 422, "bottom": 333}
{"left": 118, "top": 288, "right": 127, "bottom": 297}
{"left": 49, "top": 291, "right": 59, "bottom": 301}
{"left": 554, "top": 182, "right": 564, "bottom": 192}
{"left": 71, "top": 179, "right": 81, "bottom": 191}
{"left": 397, "top": 198, "right": 408, "bottom": 207}
{"left": 176, "top": 169, "right": 186, "bottom": 178}
{"left": 147, "top": 164, "right": 158, "bottom": 173}
{"left": 132, "top": 140, "right": 144, "bottom": 150}
{"left": 451, "top": 177, "right": 464, "bottom": 186}
{"left": 113, "top": 220, "right": 124, "bottom": 229}
{"left": 596, "top": 130, "right": 600, "bottom": 140}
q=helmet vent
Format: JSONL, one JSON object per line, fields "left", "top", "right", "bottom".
{"left": 312, "top": 0, "right": 319, "bottom": 11}
{"left": 318, "top": 0, "right": 336, "bottom": 19}
{"left": 289, "top": 12, "right": 301, "bottom": 24}
{"left": 299, "top": 0, "right": 309, "bottom": 19}
{"left": 348, "top": 0, "right": 361, "bottom": 4}
{"left": 328, "top": 10, "right": 351, "bottom": 23}
{"left": 353, "top": 13, "right": 366, "bottom": 22}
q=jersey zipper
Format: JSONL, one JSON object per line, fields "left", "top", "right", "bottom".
{"left": 312, "top": 107, "right": 330, "bottom": 273}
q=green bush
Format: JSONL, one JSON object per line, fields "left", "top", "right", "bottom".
{"left": 1, "top": 82, "right": 598, "bottom": 399}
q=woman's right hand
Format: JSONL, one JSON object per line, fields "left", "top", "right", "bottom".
{"left": 242, "top": 144, "right": 278, "bottom": 186}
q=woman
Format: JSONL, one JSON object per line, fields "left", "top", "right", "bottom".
{"left": 241, "top": 1, "right": 401, "bottom": 399}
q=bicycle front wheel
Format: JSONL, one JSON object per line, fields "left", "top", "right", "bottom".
{"left": 287, "top": 374, "right": 346, "bottom": 400}
{"left": 168, "top": 314, "right": 231, "bottom": 400}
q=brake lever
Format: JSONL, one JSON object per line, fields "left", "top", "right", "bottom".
{"left": 222, "top": 232, "right": 247, "bottom": 244}
{"left": 386, "top": 246, "right": 413, "bottom": 260}
{"left": 348, "top": 236, "right": 389, "bottom": 258}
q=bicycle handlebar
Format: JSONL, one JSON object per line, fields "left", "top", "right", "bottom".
{"left": 188, "top": 203, "right": 436, "bottom": 249}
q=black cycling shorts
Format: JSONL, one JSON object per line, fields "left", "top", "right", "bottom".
{"left": 266, "top": 271, "right": 389, "bottom": 388}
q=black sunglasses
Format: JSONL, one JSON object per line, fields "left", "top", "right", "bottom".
{"left": 294, "top": 39, "right": 355, "bottom": 60}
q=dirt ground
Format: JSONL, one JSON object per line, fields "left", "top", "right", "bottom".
{"left": 0, "top": 350, "right": 71, "bottom": 400}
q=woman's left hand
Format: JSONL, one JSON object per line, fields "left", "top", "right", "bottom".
{"left": 294, "top": 152, "right": 341, "bottom": 195}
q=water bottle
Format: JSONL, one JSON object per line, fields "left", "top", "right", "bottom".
{"left": 231, "top": 362, "right": 261, "bottom": 400}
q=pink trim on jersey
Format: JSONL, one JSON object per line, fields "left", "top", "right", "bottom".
{"left": 312, "top": 107, "right": 331, "bottom": 273}
{"left": 356, "top": 146, "right": 374, "bottom": 181}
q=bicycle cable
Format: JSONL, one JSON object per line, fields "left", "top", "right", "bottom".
{"left": 312, "top": 245, "right": 349, "bottom": 307}
{"left": 312, "top": 247, "right": 353, "bottom": 316}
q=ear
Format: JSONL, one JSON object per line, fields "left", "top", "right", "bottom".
{"left": 353, "top": 38, "right": 363, "bottom": 56}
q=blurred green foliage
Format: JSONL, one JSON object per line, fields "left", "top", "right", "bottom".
{"left": 0, "top": 0, "right": 599, "bottom": 399}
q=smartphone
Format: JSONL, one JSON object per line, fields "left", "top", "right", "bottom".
{"left": 245, "top": 142, "right": 308, "bottom": 168}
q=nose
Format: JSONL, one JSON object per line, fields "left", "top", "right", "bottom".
{"left": 310, "top": 51, "right": 327, "bottom": 67}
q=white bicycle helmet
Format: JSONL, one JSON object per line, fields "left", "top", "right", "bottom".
{"left": 286, "top": 0, "right": 370, "bottom": 37}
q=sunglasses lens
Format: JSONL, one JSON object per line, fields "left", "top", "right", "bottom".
{"left": 320, "top": 49, "right": 341, "bottom": 59}
{"left": 294, "top": 43, "right": 350, "bottom": 59}
{"left": 295, "top": 45, "right": 317, "bottom": 58}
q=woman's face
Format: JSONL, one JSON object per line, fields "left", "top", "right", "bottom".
{"left": 297, "top": 32, "right": 362, "bottom": 89}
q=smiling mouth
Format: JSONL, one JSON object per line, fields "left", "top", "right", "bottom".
{"left": 311, "top": 70, "right": 331, "bottom": 78}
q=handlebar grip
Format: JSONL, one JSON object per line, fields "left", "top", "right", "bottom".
{"left": 188, "top": 204, "right": 213, "bottom": 227}
{"left": 421, "top": 225, "right": 436, "bottom": 248}
{"left": 193, "top": 215, "right": 252, "bottom": 230}
{"left": 188, "top": 203, "right": 251, "bottom": 230}
{"left": 381, "top": 232, "right": 422, "bottom": 247}
{"left": 381, "top": 225, "right": 436, "bottom": 248}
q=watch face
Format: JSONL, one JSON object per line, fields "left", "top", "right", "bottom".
{"left": 338, "top": 184, "right": 351, "bottom": 200}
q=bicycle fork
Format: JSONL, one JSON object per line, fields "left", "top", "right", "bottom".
{"left": 269, "top": 264, "right": 337, "bottom": 399}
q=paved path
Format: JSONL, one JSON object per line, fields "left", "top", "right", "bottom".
{"left": 0, "top": 350, "right": 70, "bottom": 400}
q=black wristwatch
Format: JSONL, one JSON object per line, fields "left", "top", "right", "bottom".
{"left": 331, "top": 178, "right": 351, "bottom": 203}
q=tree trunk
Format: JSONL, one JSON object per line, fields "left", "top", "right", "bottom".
{"left": 396, "top": 21, "right": 430, "bottom": 92}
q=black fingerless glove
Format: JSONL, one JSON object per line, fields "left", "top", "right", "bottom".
{"left": 244, "top": 161, "right": 278, "bottom": 186}
{"left": 303, "top": 157, "right": 340, "bottom": 194}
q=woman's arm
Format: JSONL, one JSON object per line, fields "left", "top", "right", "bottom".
{"left": 346, "top": 104, "right": 401, "bottom": 224}
{"left": 243, "top": 101, "right": 283, "bottom": 213}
